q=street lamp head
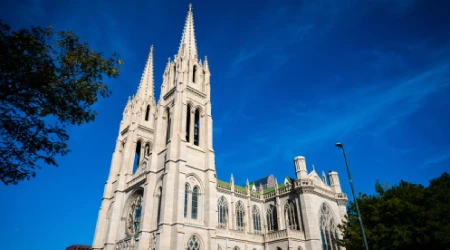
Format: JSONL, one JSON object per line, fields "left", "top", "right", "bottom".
{"left": 335, "top": 142, "right": 344, "bottom": 148}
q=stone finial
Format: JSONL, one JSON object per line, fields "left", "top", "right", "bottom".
{"left": 246, "top": 178, "right": 249, "bottom": 186}
{"left": 312, "top": 164, "right": 315, "bottom": 171}
{"left": 322, "top": 170, "right": 327, "bottom": 185}
{"left": 230, "top": 174, "right": 234, "bottom": 192}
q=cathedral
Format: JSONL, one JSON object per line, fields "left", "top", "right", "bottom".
{"left": 92, "top": 4, "right": 348, "bottom": 250}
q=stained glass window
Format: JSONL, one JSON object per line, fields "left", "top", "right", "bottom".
{"left": 267, "top": 205, "right": 277, "bottom": 231}
{"left": 285, "top": 201, "right": 298, "bottom": 230}
{"left": 187, "top": 235, "right": 201, "bottom": 250}
{"left": 236, "top": 201, "right": 245, "bottom": 231}
{"left": 252, "top": 205, "right": 261, "bottom": 231}
{"left": 192, "top": 186, "right": 199, "bottom": 219}
{"left": 184, "top": 184, "right": 189, "bottom": 218}
{"left": 319, "top": 203, "right": 340, "bottom": 250}
{"left": 217, "top": 196, "right": 228, "bottom": 227}
{"left": 194, "top": 109, "right": 200, "bottom": 146}
{"left": 127, "top": 193, "right": 143, "bottom": 235}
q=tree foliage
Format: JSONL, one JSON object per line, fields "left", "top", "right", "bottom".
{"left": 338, "top": 172, "right": 450, "bottom": 250}
{"left": 0, "top": 20, "right": 123, "bottom": 185}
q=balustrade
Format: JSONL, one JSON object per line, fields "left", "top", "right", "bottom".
{"left": 217, "top": 180, "right": 231, "bottom": 190}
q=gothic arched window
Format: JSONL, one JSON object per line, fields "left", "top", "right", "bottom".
{"left": 285, "top": 201, "right": 298, "bottom": 230}
{"left": 157, "top": 187, "right": 163, "bottom": 225}
{"left": 233, "top": 247, "right": 240, "bottom": 250}
{"left": 165, "top": 109, "right": 171, "bottom": 143}
{"left": 186, "top": 105, "right": 191, "bottom": 142}
{"left": 267, "top": 205, "right": 277, "bottom": 231}
{"left": 192, "top": 186, "right": 199, "bottom": 219}
{"left": 218, "top": 196, "right": 228, "bottom": 227}
{"left": 193, "top": 109, "right": 200, "bottom": 146}
{"left": 145, "top": 143, "right": 151, "bottom": 156}
{"left": 184, "top": 184, "right": 189, "bottom": 218}
{"left": 186, "top": 235, "right": 201, "bottom": 250}
{"left": 126, "top": 192, "right": 143, "bottom": 235}
{"left": 235, "top": 201, "right": 245, "bottom": 231}
{"left": 193, "top": 65, "right": 197, "bottom": 83}
{"left": 252, "top": 205, "right": 261, "bottom": 232}
{"left": 173, "top": 65, "right": 176, "bottom": 86}
{"left": 133, "top": 141, "right": 142, "bottom": 173}
{"left": 319, "top": 203, "right": 340, "bottom": 250}
{"left": 145, "top": 105, "right": 150, "bottom": 121}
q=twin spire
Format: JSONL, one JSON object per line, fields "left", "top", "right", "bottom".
{"left": 136, "top": 45, "right": 154, "bottom": 100}
{"left": 177, "top": 3, "right": 198, "bottom": 59}
{"left": 136, "top": 4, "right": 198, "bottom": 99}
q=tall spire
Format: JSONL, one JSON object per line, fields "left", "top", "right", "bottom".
{"left": 177, "top": 3, "right": 198, "bottom": 59}
{"left": 137, "top": 45, "right": 155, "bottom": 99}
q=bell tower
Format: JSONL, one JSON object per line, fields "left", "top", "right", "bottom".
{"left": 92, "top": 44, "right": 157, "bottom": 250}
{"left": 151, "top": 3, "right": 217, "bottom": 249}
{"left": 92, "top": 4, "right": 217, "bottom": 250}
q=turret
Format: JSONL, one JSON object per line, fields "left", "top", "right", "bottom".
{"left": 328, "top": 170, "right": 342, "bottom": 193}
{"left": 294, "top": 156, "right": 308, "bottom": 179}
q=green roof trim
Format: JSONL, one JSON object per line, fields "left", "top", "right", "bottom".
{"left": 216, "top": 179, "right": 230, "bottom": 184}
{"left": 263, "top": 183, "right": 285, "bottom": 194}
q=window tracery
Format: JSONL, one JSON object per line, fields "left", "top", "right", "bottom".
{"left": 267, "top": 205, "right": 277, "bottom": 231}
{"left": 127, "top": 193, "right": 143, "bottom": 235}
{"left": 235, "top": 201, "right": 245, "bottom": 231}
{"left": 186, "top": 235, "right": 201, "bottom": 250}
{"left": 192, "top": 186, "right": 199, "bottom": 219}
{"left": 218, "top": 196, "right": 228, "bottom": 227}
{"left": 184, "top": 184, "right": 189, "bottom": 218}
{"left": 252, "top": 205, "right": 261, "bottom": 232}
{"left": 285, "top": 201, "right": 298, "bottom": 230}
{"left": 319, "top": 203, "right": 340, "bottom": 250}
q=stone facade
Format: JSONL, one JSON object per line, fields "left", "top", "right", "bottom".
{"left": 92, "top": 4, "right": 348, "bottom": 250}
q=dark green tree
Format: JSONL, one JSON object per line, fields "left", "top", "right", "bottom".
{"left": 338, "top": 172, "right": 450, "bottom": 250}
{"left": 0, "top": 20, "right": 123, "bottom": 185}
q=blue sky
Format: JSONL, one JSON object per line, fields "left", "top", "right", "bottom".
{"left": 1, "top": 0, "right": 450, "bottom": 249}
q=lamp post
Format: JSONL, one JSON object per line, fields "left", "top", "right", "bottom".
{"left": 335, "top": 142, "right": 369, "bottom": 250}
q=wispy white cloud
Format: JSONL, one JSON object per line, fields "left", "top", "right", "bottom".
{"left": 246, "top": 62, "right": 450, "bottom": 160}
{"left": 425, "top": 149, "right": 450, "bottom": 166}
{"left": 298, "top": 63, "right": 447, "bottom": 139}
